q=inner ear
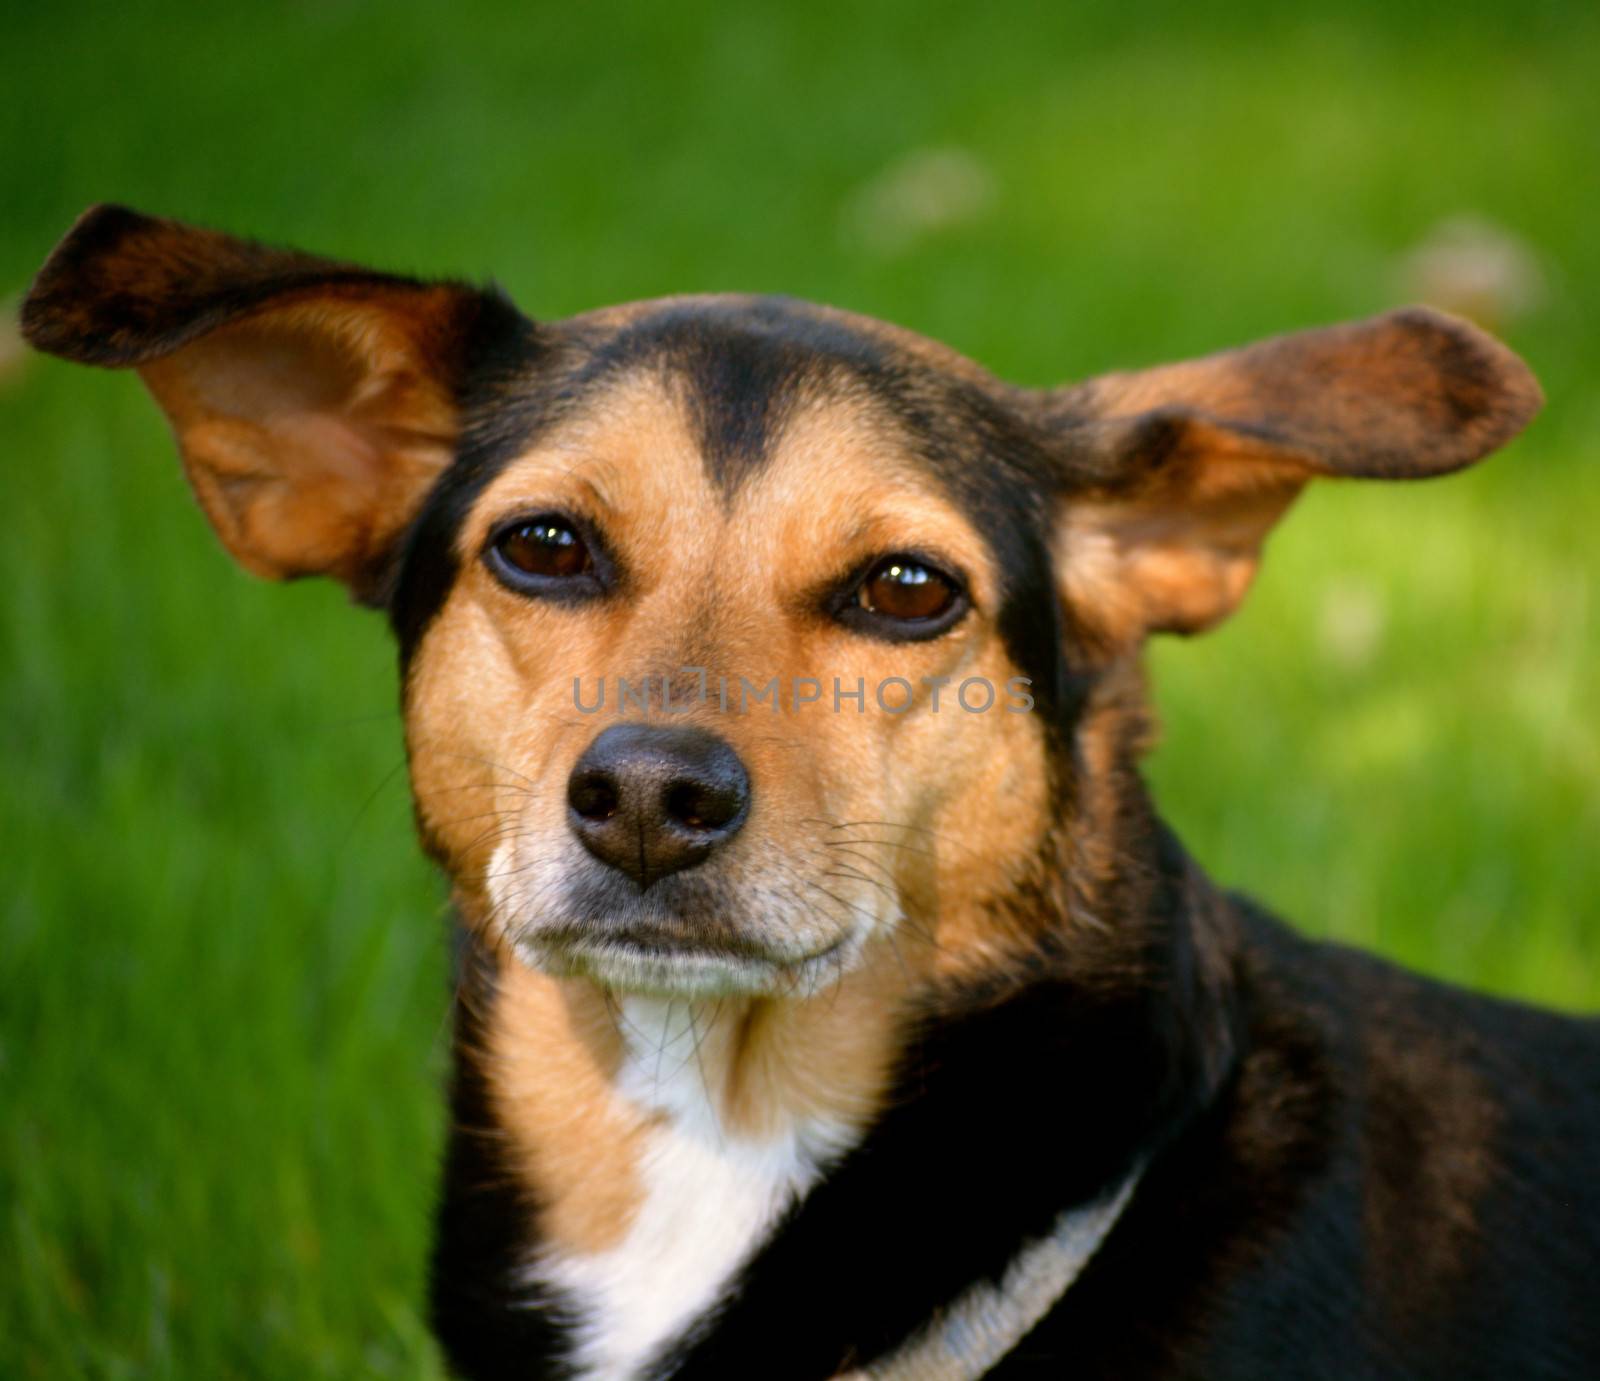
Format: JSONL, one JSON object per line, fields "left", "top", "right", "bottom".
{"left": 1037, "top": 307, "right": 1543, "bottom": 650}
{"left": 1057, "top": 446, "right": 1305, "bottom": 646}
{"left": 137, "top": 301, "right": 465, "bottom": 597}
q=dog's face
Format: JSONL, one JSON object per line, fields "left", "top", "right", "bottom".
{"left": 23, "top": 207, "right": 1542, "bottom": 999}
{"left": 402, "top": 304, "right": 1059, "bottom": 995}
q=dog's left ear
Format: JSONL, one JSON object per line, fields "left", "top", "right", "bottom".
{"left": 22, "top": 204, "right": 530, "bottom": 602}
{"left": 1036, "top": 308, "right": 1542, "bottom": 649}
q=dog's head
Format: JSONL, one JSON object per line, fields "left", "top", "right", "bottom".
{"left": 24, "top": 206, "right": 1541, "bottom": 999}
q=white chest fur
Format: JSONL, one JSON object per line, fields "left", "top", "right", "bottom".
{"left": 526, "top": 998, "right": 857, "bottom": 1381}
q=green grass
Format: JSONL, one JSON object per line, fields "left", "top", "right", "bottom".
{"left": 2, "top": 1, "right": 1597, "bottom": 1375}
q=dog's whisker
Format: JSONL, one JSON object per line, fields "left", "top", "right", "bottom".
{"left": 816, "top": 862, "right": 896, "bottom": 902}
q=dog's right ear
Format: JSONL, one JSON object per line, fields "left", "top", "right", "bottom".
{"left": 22, "top": 205, "right": 530, "bottom": 602}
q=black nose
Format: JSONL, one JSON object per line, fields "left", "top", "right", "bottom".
{"left": 567, "top": 724, "right": 750, "bottom": 888}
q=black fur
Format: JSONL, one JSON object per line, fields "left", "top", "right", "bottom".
{"left": 988, "top": 911, "right": 1600, "bottom": 1380}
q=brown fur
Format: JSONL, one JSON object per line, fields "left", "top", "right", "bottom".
{"left": 1360, "top": 1006, "right": 1500, "bottom": 1327}
{"left": 138, "top": 303, "right": 462, "bottom": 592}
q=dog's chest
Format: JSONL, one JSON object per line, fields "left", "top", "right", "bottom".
{"left": 528, "top": 999, "right": 855, "bottom": 1381}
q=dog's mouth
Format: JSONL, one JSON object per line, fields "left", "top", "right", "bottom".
{"left": 503, "top": 866, "right": 870, "bottom": 998}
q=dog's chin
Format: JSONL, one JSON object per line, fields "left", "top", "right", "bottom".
{"left": 515, "top": 929, "right": 852, "bottom": 999}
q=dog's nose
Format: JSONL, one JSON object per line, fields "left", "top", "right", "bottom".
{"left": 566, "top": 725, "right": 750, "bottom": 888}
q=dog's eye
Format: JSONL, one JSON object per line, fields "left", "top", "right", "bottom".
{"left": 859, "top": 559, "right": 955, "bottom": 621}
{"left": 839, "top": 555, "right": 967, "bottom": 640}
{"left": 497, "top": 519, "right": 591, "bottom": 577}
{"left": 485, "top": 515, "right": 601, "bottom": 595}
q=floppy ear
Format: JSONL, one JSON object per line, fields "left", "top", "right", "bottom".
{"left": 22, "top": 204, "right": 529, "bottom": 602}
{"left": 1037, "top": 307, "right": 1543, "bottom": 649}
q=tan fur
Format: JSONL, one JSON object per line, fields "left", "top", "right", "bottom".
{"left": 715, "top": 940, "right": 912, "bottom": 1140}
{"left": 1056, "top": 476, "right": 1296, "bottom": 648}
{"left": 475, "top": 934, "right": 646, "bottom": 1255}
{"left": 139, "top": 298, "right": 461, "bottom": 592}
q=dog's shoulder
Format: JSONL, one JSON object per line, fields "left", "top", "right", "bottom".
{"left": 1042, "top": 905, "right": 1600, "bottom": 1380}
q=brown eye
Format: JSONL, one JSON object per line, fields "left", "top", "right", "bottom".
{"left": 858, "top": 557, "right": 958, "bottom": 622}
{"left": 486, "top": 515, "right": 600, "bottom": 594}
{"left": 500, "top": 521, "right": 589, "bottom": 577}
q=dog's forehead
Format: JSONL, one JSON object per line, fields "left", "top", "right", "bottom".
{"left": 457, "top": 295, "right": 1049, "bottom": 496}
{"left": 564, "top": 301, "right": 896, "bottom": 496}
{"left": 541, "top": 294, "right": 1014, "bottom": 494}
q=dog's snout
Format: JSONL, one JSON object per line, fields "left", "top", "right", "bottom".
{"left": 567, "top": 724, "right": 750, "bottom": 888}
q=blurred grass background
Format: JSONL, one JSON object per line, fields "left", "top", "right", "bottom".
{"left": 2, "top": 1, "right": 1596, "bottom": 1375}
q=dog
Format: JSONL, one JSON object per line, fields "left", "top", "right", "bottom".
{"left": 23, "top": 205, "right": 1599, "bottom": 1380}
